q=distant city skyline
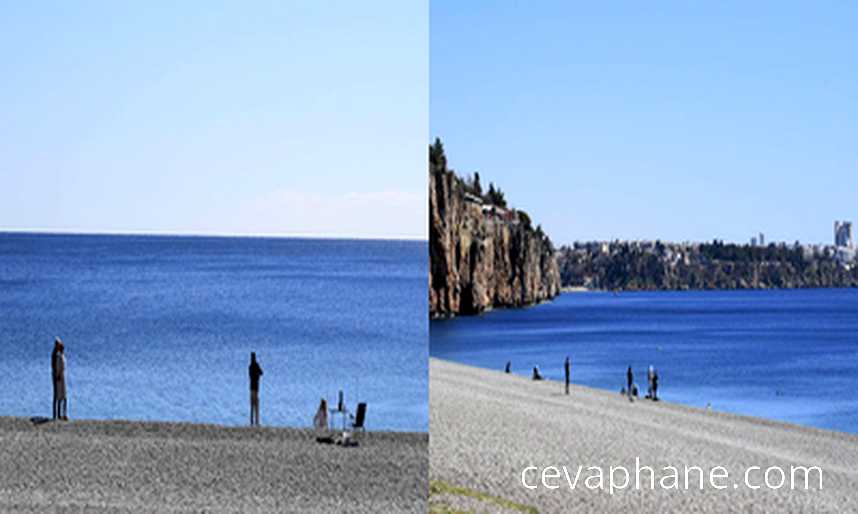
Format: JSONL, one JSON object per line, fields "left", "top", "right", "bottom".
{"left": 1, "top": 2, "right": 428, "bottom": 240}
{"left": 431, "top": 2, "right": 858, "bottom": 246}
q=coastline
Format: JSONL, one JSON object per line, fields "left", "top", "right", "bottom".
{"left": 558, "top": 284, "right": 858, "bottom": 294}
{"left": 430, "top": 294, "right": 562, "bottom": 320}
{"left": 430, "top": 358, "right": 858, "bottom": 513}
{"left": 0, "top": 416, "right": 427, "bottom": 513}
{"left": 560, "top": 286, "right": 591, "bottom": 293}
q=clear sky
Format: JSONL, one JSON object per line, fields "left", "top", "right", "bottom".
{"left": 431, "top": 1, "right": 858, "bottom": 246}
{"left": 1, "top": 1, "right": 428, "bottom": 239}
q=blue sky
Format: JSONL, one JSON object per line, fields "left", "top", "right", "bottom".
{"left": 1, "top": 1, "right": 428, "bottom": 239}
{"left": 431, "top": 1, "right": 858, "bottom": 245}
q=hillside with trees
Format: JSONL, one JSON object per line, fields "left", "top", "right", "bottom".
{"left": 557, "top": 240, "right": 858, "bottom": 291}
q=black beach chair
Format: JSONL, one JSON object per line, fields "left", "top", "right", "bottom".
{"left": 350, "top": 402, "right": 367, "bottom": 436}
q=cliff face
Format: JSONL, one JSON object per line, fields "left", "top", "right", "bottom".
{"left": 429, "top": 145, "right": 560, "bottom": 317}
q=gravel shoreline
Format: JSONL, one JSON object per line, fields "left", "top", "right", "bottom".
{"left": 430, "top": 358, "right": 858, "bottom": 513}
{"left": 0, "top": 416, "right": 427, "bottom": 513}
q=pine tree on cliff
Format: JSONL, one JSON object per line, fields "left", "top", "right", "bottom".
{"left": 486, "top": 182, "right": 507, "bottom": 208}
{"left": 429, "top": 137, "right": 446, "bottom": 172}
{"left": 473, "top": 172, "right": 482, "bottom": 196}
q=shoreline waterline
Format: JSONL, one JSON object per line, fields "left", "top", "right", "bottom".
{"left": 430, "top": 358, "right": 858, "bottom": 513}
{"left": 6, "top": 414, "right": 429, "bottom": 434}
{"left": 430, "top": 288, "right": 858, "bottom": 434}
{"left": 431, "top": 358, "right": 858, "bottom": 439}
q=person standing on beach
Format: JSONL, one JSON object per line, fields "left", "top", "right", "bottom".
{"left": 51, "top": 339, "right": 60, "bottom": 420}
{"left": 52, "top": 338, "right": 68, "bottom": 420}
{"left": 647, "top": 365, "right": 655, "bottom": 399}
{"left": 626, "top": 366, "right": 633, "bottom": 402}
{"left": 652, "top": 369, "right": 659, "bottom": 401}
{"left": 249, "top": 352, "right": 263, "bottom": 426}
{"left": 505, "top": 361, "right": 511, "bottom": 374}
{"left": 564, "top": 356, "right": 571, "bottom": 395}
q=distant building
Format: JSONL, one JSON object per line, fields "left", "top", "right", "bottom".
{"left": 835, "top": 221, "right": 853, "bottom": 248}
{"left": 750, "top": 236, "right": 757, "bottom": 247}
{"left": 481, "top": 204, "right": 514, "bottom": 223}
{"left": 464, "top": 192, "right": 484, "bottom": 205}
{"left": 759, "top": 232, "right": 765, "bottom": 246}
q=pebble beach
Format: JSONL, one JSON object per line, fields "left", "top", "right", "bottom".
{"left": 430, "top": 358, "right": 858, "bottom": 513}
{"left": 0, "top": 417, "right": 427, "bottom": 513}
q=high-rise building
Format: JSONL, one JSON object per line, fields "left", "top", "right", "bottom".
{"left": 750, "top": 236, "right": 757, "bottom": 247}
{"left": 835, "top": 221, "right": 853, "bottom": 248}
{"left": 759, "top": 232, "right": 765, "bottom": 246}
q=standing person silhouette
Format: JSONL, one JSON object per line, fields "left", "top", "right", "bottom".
{"left": 564, "top": 356, "right": 571, "bottom": 395}
{"left": 647, "top": 365, "right": 655, "bottom": 399}
{"left": 248, "top": 352, "right": 263, "bottom": 426}
{"left": 626, "top": 366, "right": 634, "bottom": 402}
{"left": 505, "top": 361, "right": 511, "bottom": 374}
{"left": 652, "top": 369, "right": 659, "bottom": 401}
{"left": 51, "top": 339, "right": 62, "bottom": 420}
{"left": 52, "top": 338, "right": 68, "bottom": 420}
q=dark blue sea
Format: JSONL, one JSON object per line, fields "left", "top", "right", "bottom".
{"left": 431, "top": 289, "right": 858, "bottom": 434}
{"left": 0, "top": 232, "right": 427, "bottom": 432}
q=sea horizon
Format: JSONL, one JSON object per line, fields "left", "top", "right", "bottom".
{"left": 0, "top": 232, "right": 429, "bottom": 432}
{"left": 0, "top": 228, "right": 428, "bottom": 243}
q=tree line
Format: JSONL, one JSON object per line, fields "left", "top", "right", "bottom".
{"left": 557, "top": 240, "right": 858, "bottom": 291}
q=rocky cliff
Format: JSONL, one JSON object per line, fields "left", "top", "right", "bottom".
{"left": 429, "top": 140, "right": 561, "bottom": 317}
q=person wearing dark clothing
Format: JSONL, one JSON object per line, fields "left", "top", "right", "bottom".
{"left": 564, "top": 356, "right": 571, "bottom": 395}
{"left": 51, "top": 338, "right": 67, "bottom": 420}
{"left": 51, "top": 339, "right": 61, "bottom": 420}
{"left": 652, "top": 371, "right": 659, "bottom": 401}
{"left": 626, "top": 366, "right": 634, "bottom": 401}
{"left": 532, "top": 366, "right": 543, "bottom": 381}
{"left": 505, "top": 361, "right": 511, "bottom": 374}
{"left": 249, "top": 352, "right": 263, "bottom": 426}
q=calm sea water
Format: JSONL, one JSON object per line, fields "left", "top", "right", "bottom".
{"left": 431, "top": 289, "right": 858, "bottom": 434}
{"left": 0, "top": 232, "right": 427, "bottom": 432}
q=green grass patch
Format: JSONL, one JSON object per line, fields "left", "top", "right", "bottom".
{"left": 429, "top": 480, "right": 539, "bottom": 514}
